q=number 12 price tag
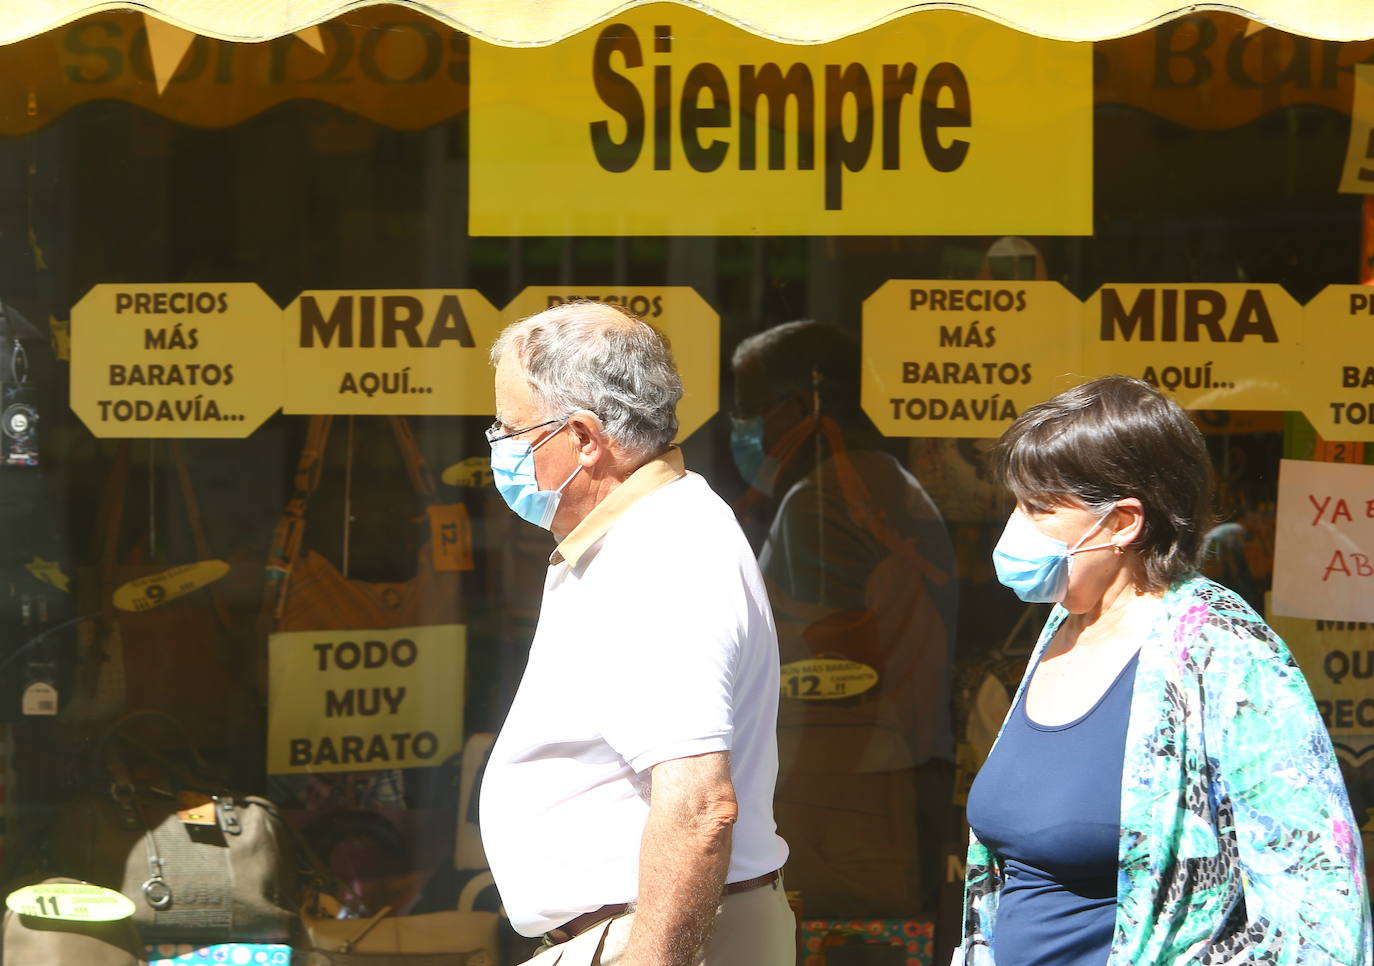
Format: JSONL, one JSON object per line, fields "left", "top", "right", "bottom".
{"left": 6, "top": 882, "right": 135, "bottom": 921}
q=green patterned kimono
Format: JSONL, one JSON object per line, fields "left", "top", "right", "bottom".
{"left": 955, "top": 576, "right": 1373, "bottom": 966}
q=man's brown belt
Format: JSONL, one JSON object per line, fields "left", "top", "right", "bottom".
{"left": 544, "top": 869, "right": 782, "bottom": 946}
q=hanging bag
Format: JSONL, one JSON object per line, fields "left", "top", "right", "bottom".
{"left": 262, "top": 416, "right": 465, "bottom": 635}
{"left": 68, "top": 442, "right": 255, "bottom": 748}
{"left": 261, "top": 417, "right": 468, "bottom": 920}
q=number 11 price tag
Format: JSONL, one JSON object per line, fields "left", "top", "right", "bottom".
{"left": 6, "top": 882, "right": 135, "bottom": 921}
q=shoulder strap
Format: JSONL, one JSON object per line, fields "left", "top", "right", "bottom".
{"left": 260, "top": 416, "right": 441, "bottom": 623}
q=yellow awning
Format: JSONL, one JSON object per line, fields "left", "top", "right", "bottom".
{"left": 4, "top": 0, "right": 1374, "bottom": 47}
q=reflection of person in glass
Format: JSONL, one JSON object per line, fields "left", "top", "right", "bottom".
{"left": 960, "top": 376, "right": 1372, "bottom": 966}
{"left": 731, "top": 321, "right": 958, "bottom": 915}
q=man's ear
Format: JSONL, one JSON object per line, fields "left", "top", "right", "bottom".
{"left": 1112, "top": 498, "right": 1146, "bottom": 550}
{"left": 567, "top": 410, "right": 606, "bottom": 469}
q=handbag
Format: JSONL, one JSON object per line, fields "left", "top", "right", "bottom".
{"left": 262, "top": 415, "right": 465, "bottom": 637}
{"left": 50, "top": 711, "right": 299, "bottom": 944}
{"left": 261, "top": 417, "right": 467, "bottom": 919}
{"left": 67, "top": 441, "right": 257, "bottom": 749}
{"left": 1, "top": 877, "right": 145, "bottom": 966}
{"left": 299, "top": 871, "right": 498, "bottom": 966}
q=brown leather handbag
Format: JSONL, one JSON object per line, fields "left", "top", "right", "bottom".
{"left": 67, "top": 442, "right": 257, "bottom": 750}
{"left": 261, "top": 416, "right": 464, "bottom": 637}
{"left": 260, "top": 417, "right": 467, "bottom": 920}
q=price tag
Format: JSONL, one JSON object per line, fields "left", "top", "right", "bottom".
{"left": 428, "top": 504, "right": 474, "bottom": 572}
{"left": 779, "top": 658, "right": 879, "bottom": 701}
{"left": 21, "top": 682, "right": 57, "bottom": 716}
{"left": 440, "top": 456, "right": 492, "bottom": 488}
{"left": 6, "top": 883, "right": 135, "bottom": 921}
{"left": 24, "top": 556, "right": 69, "bottom": 593}
{"left": 177, "top": 791, "right": 216, "bottom": 826}
{"left": 112, "top": 560, "right": 228, "bottom": 613}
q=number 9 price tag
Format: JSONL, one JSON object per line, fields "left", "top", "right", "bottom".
{"left": 6, "top": 883, "right": 136, "bottom": 921}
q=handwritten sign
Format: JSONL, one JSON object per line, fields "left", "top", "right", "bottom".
{"left": 1271, "top": 459, "right": 1374, "bottom": 623}
{"left": 70, "top": 283, "right": 282, "bottom": 438}
{"left": 862, "top": 281, "right": 1082, "bottom": 438}
{"left": 267, "top": 624, "right": 465, "bottom": 775}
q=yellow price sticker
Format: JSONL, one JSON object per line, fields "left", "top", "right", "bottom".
{"left": 112, "top": 560, "right": 229, "bottom": 613}
{"left": 779, "top": 658, "right": 879, "bottom": 701}
{"left": 6, "top": 883, "right": 136, "bottom": 922}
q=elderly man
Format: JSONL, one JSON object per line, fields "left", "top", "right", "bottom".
{"left": 478, "top": 301, "right": 793, "bottom": 966}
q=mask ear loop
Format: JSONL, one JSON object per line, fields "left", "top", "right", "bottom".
{"left": 532, "top": 419, "right": 581, "bottom": 493}
{"left": 1067, "top": 510, "right": 1117, "bottom": 557}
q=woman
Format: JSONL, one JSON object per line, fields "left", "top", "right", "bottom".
{"left": 959, "top": 375, "right": 1371, "bottom": 966}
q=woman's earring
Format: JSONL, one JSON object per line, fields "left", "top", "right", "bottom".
{"left": 1112, "top": 543, "right": 1124, "bottom": 556}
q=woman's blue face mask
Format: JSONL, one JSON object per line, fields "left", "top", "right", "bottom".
{"left": 992, "top": 507, "right": 1116, "bottom": 603}
{"left": 489, "top": 420, "right": 582, "bottom": 530}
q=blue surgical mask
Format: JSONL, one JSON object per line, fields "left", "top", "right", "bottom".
{"left": 489, "top": 421, "right": 582, "bottom": 530}
{"left": 730, "top": 416, "right": 767, "bottom": 488}
{"left": 992, "top": 508, "right": 1115, "bottom": 603}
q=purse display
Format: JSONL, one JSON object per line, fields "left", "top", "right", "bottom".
{"left": 67, "top": 441, "right": 257, "bottom": 750}
{"left": 261, "top": 416, "right": 467, "bottom": 920}
{"left": 49, "top": 712, "right": 299, "bottom": 944}
{"left": 300, "top": 871, "right": 498, "bottom": 966}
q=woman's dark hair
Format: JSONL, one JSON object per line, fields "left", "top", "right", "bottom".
{"left": 990, "top": 374, "right": 1213, "bottom": 592}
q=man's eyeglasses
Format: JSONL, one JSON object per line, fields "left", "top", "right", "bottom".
{"left": 485, "top": 416, "right": 568, "bottom": 445}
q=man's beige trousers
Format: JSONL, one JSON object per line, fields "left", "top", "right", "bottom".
{"left": 518, "top": 878, "right": 796, "bottom": 966}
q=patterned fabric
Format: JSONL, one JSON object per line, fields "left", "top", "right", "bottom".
{"left": 954, "top": 576, "right": 1373, "bottom": 966}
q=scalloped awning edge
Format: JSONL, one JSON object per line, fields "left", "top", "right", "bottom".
{"left": 2, "top": 0, "right": 1373, "bottom": 47}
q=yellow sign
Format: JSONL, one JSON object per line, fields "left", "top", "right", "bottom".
{"left": 112, "top": 560, "right": 229, "bottom": 613}
{"left": 267, "top": 624, "right": 465, "bottom": 775}
{"left": 779, "top": 658, "right": 879, "bottom": 701}
{"left": 1341, "top": 65, "right": 1374, "bottom": 194}
{"left": 501, "top": 287, "right": 720, "bottom": 440}
{"left": 441, "top": 456, "right": 492, "bottom": 488}
{"left": 1082, "top": 284, "right": 1302, "bottom": 412}
{"left": 470, "top": 6, "right": 1092, "bottom": 236}
{"left": 0, "top": 9, "right": 470, "bottom": 137}
{"left": 281, "top": 290, "right": 502, "bottom": 415}
{"left": 1268, "top": 605, "right": 1374, "bottom": 826}
{"left": 70, "top": 283, "right": 281, "bottom": 438}
{"left": 6, "top": 883, "right": 135, "bottom": 922}
{"left": 1301, "top": 285, "right": 1374, "bottom": 440}
{"left": 862, "top": 281, "right": 1083, "bottom": 438}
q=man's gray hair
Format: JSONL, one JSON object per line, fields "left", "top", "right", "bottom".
{"left": 490, "top": 301, "right": 683, "bottom": 461}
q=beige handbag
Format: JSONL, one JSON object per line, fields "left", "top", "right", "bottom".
{"left": 300, "top": 871, "right": 498, "bottom": 966}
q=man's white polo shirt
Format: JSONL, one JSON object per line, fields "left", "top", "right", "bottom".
{"left": 479, "top": 447, "right": 789, "bottom": 937}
